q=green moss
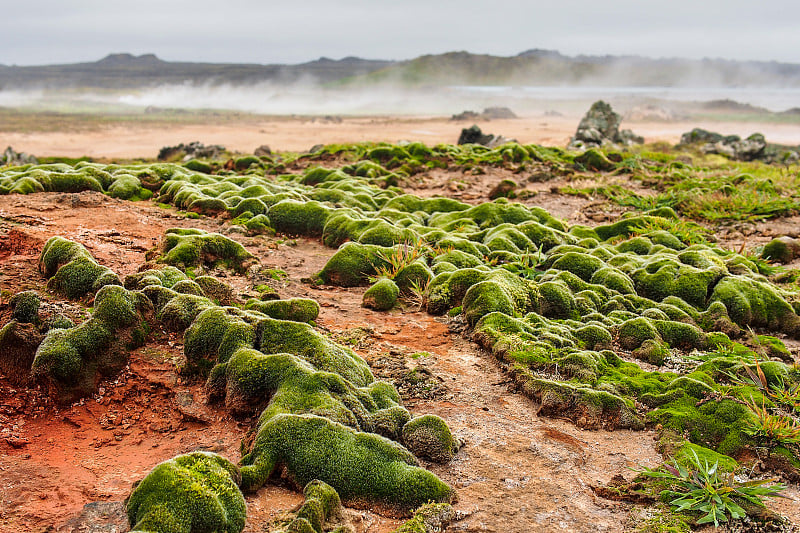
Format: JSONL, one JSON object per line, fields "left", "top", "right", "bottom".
{"left": 318, "top": 242, "right": 389, "bottom": 287}
{"left": 240, "top": 414, "right": 453, "bottom": 509}
{"left": 575, "top": 324, "right": 613, "bottom": 350}
{"left": 402, "top": 415, "right": 458, "bottom": 463}
{"left": 244, "top": 298, "right": 320, "bottom": 323}
{"left": 574, "top": 149, "right": 616, "bottom": 171}
{"left": 710, "top": 275, "right": 800, "bottom": 335}
{"left": 363, "top": 279, "right": 400, "bottom": 311}
{"left": 632, "top": 339, "right": 670, "bottom": 366}
{"left": 10, "top": 291, "right": 40, "bottom": 323}
{"left": 392, "top": 503, "right": 455, "bottom": 533}
{"left": 255, "top": 318, "right": 374, "bottom": 387}
{"left": 184, "top": 158, "right": 212, "bottom": 174}
{"left": 195, "top": 275, "right": 236, "bottom": 305}
{"left": 280, "top": 480, "right": 343, "bottom": 533}
{"left": 617, "top": 317, "right": 661, "bottom": 350}
{"left": 393, "top": 261, "right": 433, "bottom": 294}
{"left": 653, "top": 320, "right": 705, "bottom": 350}
{"left": 269, "top": 200, "right": 331, "bottom": 236}
{"left": 124, "top": 266, "right": 189, "bottom": 290}
{"left": 160, "top": 228, "right": 255, "bottom": 273}
{"left": 160, "top": 293, "right": 216, "bottom": 331}
{"left": 127, "top": 451, "right": 246, "bottom": 533}
{"left": 39, "top": 236, "right": 121, "bottom": 298}
{"left": 31, "top": 285, "right": 151, "bottom": 403}
{"left": 244, "top": 213, "right": 273, "bottom": 235}
{"left": 648, "top": 397, "right": 751, "bottom": 455}
{"left": 107, "top": 174, "right": 146, "bottom": 200}
{"left": 234, "top": 155, "right": 262, "bottom": 171}
{"left": 761, "top": 237, "right": 799, "bottom": 263}
{"left": 171, "top": 279, "right": 205, "bottom": 296}
{"left": 184, "top": 308, "right": 255, "bottom": 375}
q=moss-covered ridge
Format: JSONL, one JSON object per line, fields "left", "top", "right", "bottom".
{"left": 127, "top": 451, "right": 246, "bottom": 533}
{"left": 126, "top": 262, "right": 454, "bottom": 511}
{"left": 32, "top": 283, "right": 152, "bottom": 403}
{"left": 39, "top": 236, "right": 121, "bottom": 299}
{"left": 0, "top": 161, "right": 176, "bottom": 200}
{"left": 157, "top": 228, "right": 256, "bottom": 273}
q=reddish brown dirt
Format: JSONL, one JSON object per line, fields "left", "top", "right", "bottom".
{"left": 2, "top": 189, "right": 799, "bottom": 533}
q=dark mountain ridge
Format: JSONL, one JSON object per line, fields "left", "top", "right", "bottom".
{"left": 1, "top": 50, "right": 799, "bottom": 90}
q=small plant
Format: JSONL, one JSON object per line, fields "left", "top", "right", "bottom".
{"left": 743, "top": 396, "right": 800, "bottom": 445}
{"left": 637, "top": 449, "right": 788, "bottom": 527}
{"left": 374, "top": 239, "right": 430, "bottom": 280}
{"left": 730, "top": 360, "right": 800, "bottom": 414}
{"left": 404, "top": 277, "right": 430, "bottom": 311}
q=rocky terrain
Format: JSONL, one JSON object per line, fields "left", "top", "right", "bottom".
{"left": 2, "top": 115, "right": 800, "bottom": 532}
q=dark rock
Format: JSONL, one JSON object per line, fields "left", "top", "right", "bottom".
{"left": 59, "top": 501, "right": 128, "bottom": 533}
{"left": 254, "top": 145, "right": 272, "bottom": 157}
{"left": 568, "top": 101, "right": 642, "bottom": 150}
{"left": 0, "top": 321, "right": 45, "bottom": 385}
{"left": 451, "top": 110, "right": 481, "bottom": 121}
{"left": 3, "top": 146, "right": 38, "bottom": 166}
{"left": 678, "top": 128, "right": 740, "bottom": 146}
{"left": 452, "top": 107, "right": 517, "bottom": 121}
{"left": 481, "top": 106, "right": 517, "bottom": 119}
{"left": 157, "top": 141, "right": 225, "bottom": 161}
{"left": 457, "top": 125, "right": 515, "bottom": 148}
{"left": 488, "top": 179, "right": 518, "bottom": 199}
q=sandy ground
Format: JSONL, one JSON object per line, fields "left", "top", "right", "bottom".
{"left": 4, "top": 115, "right": 800, "bottom": 159}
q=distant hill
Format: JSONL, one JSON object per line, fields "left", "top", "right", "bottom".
{"left": 0, "top": 53, "right": 394, "bottom": 89}
{"left": 1, "top": 50, "right": 799, "bottom": 90}
{"left": 353, "top": 49, "right": 800, "bottom": 87}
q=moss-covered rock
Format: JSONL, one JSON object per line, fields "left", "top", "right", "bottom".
{"left": 127, "top": 451, "right": 246, "bottom": 533}
{"left": 710, "top": 275, "right": 800, "bottom": 335}
{"left": 761, "top": 236, "right": 800, "bottom": 263}
{"left": 402, "top": 415, "right": 458, "bottom": 463}
{"left": 159, "top": 228, "right": 256, "bottom": 273}
{"left": 239, "top": 413, "right": 453, "bottom": 510}
{"left": 363, "top": 278, "right": 399, "bottom": 311}
{"left": 0, "top": 321, "right": 45, "bottom": 385}
{"left": 269, "top": 199, "right": 331, "bottom": 236}
{"left": 183, "top": 307, "right": 256, "bottom": 375}
{"left": 10, "top": 290, "right": 40, "bottom": 323}
{"left": 256, "top": 318, "right": 374, "bottom": 387}
{"left": 574, "top": 149, "right": 616, "bottom": 172}
{"left": 318, "top": 242, "right": 389, "bottom": 287}
{"left": 245, "top": 298, "right": 320, "bottom": 323}
{"left": 39, "top": 236, "right": 121, "bottom": 298}
{"left": 277, "top": 480, "right": 343, "bottom": 533}
{"left": 391, "top": 503, "right": 456, "bottom": 533}
{"left": 31, "top": 285, "right": 152, "bottom": 403}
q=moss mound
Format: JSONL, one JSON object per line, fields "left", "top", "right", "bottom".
{"left": 39, "top": 236, "right": 121, "bottom": 298}
{"left": 10, "top": 290, "right": 40, "bottom": 323}
{"left": 127, "top": 451, "right": 246, "bottom": 533}
{"left": 240, "top": 414, "right": 453, "bottom": 510}
{"left": 244, "top": 297, "right": 320, "bottom": 323}
{"left": 159, "top": 228, "right": 256, "bottom": 273}
{"left": 31, "top": 284, "right": 152, "bottom": 403}
{"left": 402, "top": 415, "right": 458, "bottom": 463}
{"left": 363, "top": 278, "right": 400, "bottom": 311}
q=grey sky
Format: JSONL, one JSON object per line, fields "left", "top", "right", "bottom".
{"left": 4, "top": 0, "right": 800, "bottom": 66}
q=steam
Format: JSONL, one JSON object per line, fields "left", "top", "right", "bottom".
{"left": 3, "top": 79, "right": 800, "bottom": 115}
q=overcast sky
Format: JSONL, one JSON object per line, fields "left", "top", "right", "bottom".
{"left": 4, "top": 0, "right": 800, "bottom": 66}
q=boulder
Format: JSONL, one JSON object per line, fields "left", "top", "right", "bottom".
{"left": 567, "top": 101, "right": 642, "bottom": 150}
{"left": 457, "top": 125, "right": 515, "bottom": 148}
{"left": 3, "top": 146, "right": 38, "bottom": 166}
